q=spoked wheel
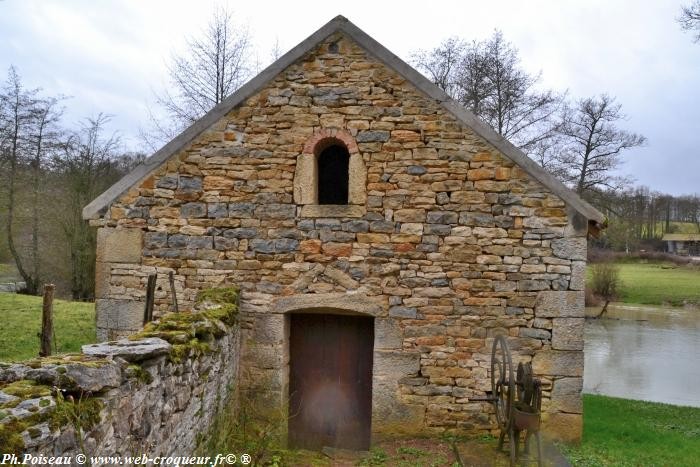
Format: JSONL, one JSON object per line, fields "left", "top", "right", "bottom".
{"left": 491, "top": 335, "right": 515, "bottom": 432}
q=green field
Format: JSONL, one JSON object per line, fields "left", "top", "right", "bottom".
{"left": 0, "top": 293, "right": 95, "bottom": 362}
{"left": 0, "top": 263, "right": 20, "bottom": 283}
{"left": 565, "top": 395, "right": 700, "bottom": 466}
{"left": 589, "top": 262, "right": 700, "bottom": 306}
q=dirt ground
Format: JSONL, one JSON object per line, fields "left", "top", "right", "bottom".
{"left": 282, "top": 436, "right": 570, "bottom": 466}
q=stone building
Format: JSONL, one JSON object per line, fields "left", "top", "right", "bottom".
{"left": 83, "top": 16, "right": 604, "bottom": 447}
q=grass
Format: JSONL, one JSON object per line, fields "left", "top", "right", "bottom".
{"left": 588, "top": 262, "right": 700, "bottom": 306}
{"left": 564, "top": 395, "right": 700, "bottom": 467}
{"left": 0, "top": 262, "right": 20, "bottom": 283}
{"left": 0, "top": 293, "right": 95, "bottom": 362}
{"left": 652, "top": 221, "right": 699, "bottom": 235}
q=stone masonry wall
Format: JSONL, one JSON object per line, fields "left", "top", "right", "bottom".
{"left": 0, "top": 293, "right": 240, "bottom": 458}
{"left": 89, "top": 33, "right": 588, "bottom": 441}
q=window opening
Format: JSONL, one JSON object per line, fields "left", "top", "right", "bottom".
{"left": 318, "top": 144, "right": 350, "bottom": 205}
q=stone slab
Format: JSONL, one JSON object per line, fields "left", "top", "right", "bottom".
{"left": 300, "top": 204, "right": 365, "bottom": 218}
{"left": 82, "top": 337, "right": 171, "bottom": 362}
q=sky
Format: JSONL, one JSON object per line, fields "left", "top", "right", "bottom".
{"left": 1, "top": 0, "right": 699, "bottom": 195}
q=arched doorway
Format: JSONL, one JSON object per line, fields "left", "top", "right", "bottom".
{"left": 288, "top": 312, "right": 374, "bottom": 450}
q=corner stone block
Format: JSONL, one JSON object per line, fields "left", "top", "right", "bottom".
{"left": 372, "top": 384, "right": 426, "bottom": 437}
{"left": 552, "top": 318, "right": 584, "bottom": 350}
{"left": 96, "top": 227, "right": 143, "bottom": 263}
{"left": 532, "top": 350, "right": 583, "bottom": 377}
{"left": 95, "top": 299, "right": 144, "bottom": 341}
{"left": 551, "top": 237, "right": 587, "bottom": 261}
{"left": 569, "top": 261, "right": 586, "bottom": 291}
{"left": 542, "top": 412, "right": 582, "bottom": 443}
{"left": 374, "top": 350, "right": 420, "bottom": 377}
{"left": 246, "top": 343, "right": 287, "bottom": 370}
{"left": 374, "top": 318, "right": 403, "bottom": 350}
{"left": 252, "top": 314, "right": 287, "bottom": 346}
{"left": 550, "top": 377, "right": 583, "bottom": 414}
{"left": 535, "top": 290, "right": 584, "bottom": 318}
{"left": 94, "top": 262, "right": 111, "bottom": 299}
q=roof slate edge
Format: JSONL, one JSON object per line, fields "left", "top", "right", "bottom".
{"left": 83, "top": 15, "right": 604, "bottom": 224}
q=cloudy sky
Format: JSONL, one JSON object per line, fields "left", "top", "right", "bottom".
{"left": 1, "top": 0, "right": 699, "bottom": 195}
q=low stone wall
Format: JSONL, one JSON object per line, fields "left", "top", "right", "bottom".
{"left": 0, "top": 281, "right": 26, "bottom": 293}
{"left": 0, "top": 288, "right": 240, "bottom": 459}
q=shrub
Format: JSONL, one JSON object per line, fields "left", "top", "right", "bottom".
{"left": 588, "top": 247, "right": 695, "bottom": 266}
{"left": 590, "top": 262, "right": 621, "bottom": 316}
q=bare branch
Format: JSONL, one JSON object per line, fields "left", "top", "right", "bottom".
{"left": 141, "top": 6, "right": 252, "bottom": 149}
{"left": 679, "top": 0, "right": 700, "bottom": 42}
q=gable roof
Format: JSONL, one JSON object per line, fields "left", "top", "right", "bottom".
{"left": 83, "top": 15, "right": 605, "bottom": 225}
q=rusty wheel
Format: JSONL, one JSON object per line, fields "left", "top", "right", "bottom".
{"left": 491, "top": 335, "right": 514, "bottom": 431}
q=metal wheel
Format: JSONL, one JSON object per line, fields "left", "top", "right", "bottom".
{"left": 491, "top": 335, "right": 515, "bottom": 431}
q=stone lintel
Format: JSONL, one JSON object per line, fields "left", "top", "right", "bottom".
{"left": 273, "top": 292, "right": 384, "bottom": 316}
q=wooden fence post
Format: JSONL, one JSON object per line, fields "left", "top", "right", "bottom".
{"left": 144, "top": 274, "right": 157, "bottom": 325}
{"left": 39, "top": 284, "right": 55, "bottom": 357}
{"left": 169, "top": 271, "right": 179, "bottom": 313}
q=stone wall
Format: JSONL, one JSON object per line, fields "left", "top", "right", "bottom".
{"left": 88, "top": 32, "right": 588, "bottom": 441}
{"left": 0, "top": 290, "right": 240, "bottom": 457}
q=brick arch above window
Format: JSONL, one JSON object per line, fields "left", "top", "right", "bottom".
{"left": 294, "top": 129, "right": 367, "bottom": 210}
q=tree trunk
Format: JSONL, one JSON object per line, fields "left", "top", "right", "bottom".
{"left": 39, "top": 284, "right": 55, "bottom": 357}
{"left": 31, "top": 119, "right": 45, "bottom": 295}
{"left": 6, "top": 120, "right": 37, "bottom": 294}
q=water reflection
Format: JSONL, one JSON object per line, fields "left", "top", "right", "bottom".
{"left": 584, "top": 304, "right": 700, "bottom": 407}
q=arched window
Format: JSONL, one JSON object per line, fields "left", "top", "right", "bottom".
{"left": 317, "top": 144, "right": 350, "bottom": 205}
{"left": 294, "top": 129, "right": 366, "bottom": 215}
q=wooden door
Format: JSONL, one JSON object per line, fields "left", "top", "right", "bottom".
{"left": 289, "top": 313, "right": 374, "bottom": 451}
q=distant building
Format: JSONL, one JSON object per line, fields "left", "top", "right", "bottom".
{"left": 662, "top": 233, "right": 700, "bottom": 256}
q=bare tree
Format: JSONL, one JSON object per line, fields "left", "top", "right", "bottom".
{"left": 143, "top": 6, "right": 252, "bottom": 149}
{"left": 413, "top": 31, "right": 563, "bottom": 154}
{"left": 0, "top": 66, "right": 43, "bottom": 294}
{"left": 554, "top": 95, "right": 646, "bottom": 196}
{"left": 55, "top": 114, "right": 121, "bottom": 299}
{"left": 27, "top": 97, "right": 64, "bottom": 292}
{"left": 679, "top": 0, "right": 700, "bottom": 42}
{"left": 270, "top": 37, "right": 284, "bottom": 62}
{"left": 412, "top": 37, "right": 466, "bottom": 98}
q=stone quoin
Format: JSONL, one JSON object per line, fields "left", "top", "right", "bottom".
{"left": 83, "top": 15, "right": 604, "bottom": 444}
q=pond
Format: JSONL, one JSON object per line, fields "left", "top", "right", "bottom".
{"left": 584, "top": 304, "right": 700, "bottom": 407}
